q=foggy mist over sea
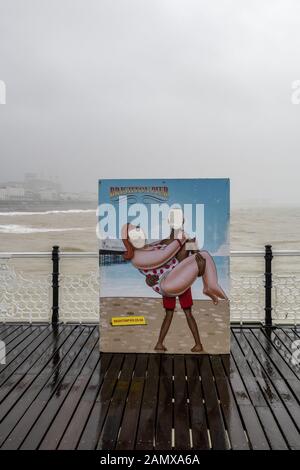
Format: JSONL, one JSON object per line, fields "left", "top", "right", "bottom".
{"left": 1, "top": 1, "right": 300, "bottom": 208}
{"left": 1, "top": 1, "right": 300, "bottom": 279}
{"left": 1, "top": 4, "right": 300, "bottom": 445}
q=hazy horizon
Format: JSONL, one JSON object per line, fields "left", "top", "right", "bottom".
{"left": 1, "top": 0, "right": 300, "bottom": 205}
{"left": 1, "top": 172, "right": 300, "bottom": 207}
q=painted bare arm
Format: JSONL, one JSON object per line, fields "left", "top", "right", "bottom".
{"left": 132, "top": 236, "right": 186, "bottom": 269}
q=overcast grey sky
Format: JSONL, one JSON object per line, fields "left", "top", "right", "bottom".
{"left": 0, "top": 0, "right": 300, "bottom": 204}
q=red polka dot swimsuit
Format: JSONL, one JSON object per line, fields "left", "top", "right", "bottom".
{"left": 139, "top": 243, "right": 179, "bottom": 296}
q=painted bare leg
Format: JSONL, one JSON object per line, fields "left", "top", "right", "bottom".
{"left": 183, "top": 308, "right": 204, "bottom": 352}
{"left": 160, "top": 250, "right": 226, "bottom": 304}
{"left": 195, "top": 252, "right": 206, "bottom": 277}
{"left": 154, "top": 309, "right": 174, "bottom": 351}
{"left": 160, "top": 254, "right": 199, "bottom": 296}
{"left": 200, "top": 251, "right": 228, "bottom": 304}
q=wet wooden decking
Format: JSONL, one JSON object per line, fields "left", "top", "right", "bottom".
{"left": 0, "top": 323, "right": 299, "bottom": 450}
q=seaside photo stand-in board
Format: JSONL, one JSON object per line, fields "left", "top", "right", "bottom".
{"left": 98, "top": 178, "right": 230, "bottom": 354}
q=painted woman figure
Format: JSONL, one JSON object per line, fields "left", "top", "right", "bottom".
{"left": 121, "top": 222, "right": 227, "bottom": 352}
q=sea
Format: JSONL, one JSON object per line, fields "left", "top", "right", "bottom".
{"left": 0, "top": 202, "right": 300, "bottom": 286}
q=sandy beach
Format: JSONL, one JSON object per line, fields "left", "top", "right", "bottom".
{"left": 100, "top": 297, "right": 230, "bottom": 354}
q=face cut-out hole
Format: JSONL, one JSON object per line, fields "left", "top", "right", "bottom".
{"left": 168, "top": 208, "right": 183, "bottom": 230}
{"left": 128, "top": 226, "right": 146, "bottom": 248}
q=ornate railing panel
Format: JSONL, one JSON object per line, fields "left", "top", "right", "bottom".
{"left": 0, "top": 249, "right": 299, "bottom": 324}
{"left": 273, "top": 274, "right": 300, "bottom": 323}
{"left": 59, "top": 271, "right": 99, "bottom": 323}
{"left": 0, "top": 259, "right": 51, "bottom": 322}
{"left": 230, "top": 274, "right": 265, "bottom": 323}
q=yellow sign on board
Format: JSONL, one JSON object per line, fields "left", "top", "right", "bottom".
{"left": 111, "top": 316, "right": 146, "bottom": 326}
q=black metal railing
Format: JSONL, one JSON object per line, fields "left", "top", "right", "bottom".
{"left": 51, "top": 245, "right": 60, "bottom": 324}
{"left": 264, "top": 244, "right": 273, "bottom": 328}
{"left": 4, "top": 244, "right": 300, "bottom": 324}
{"left": 49, "top": 244, "right": 276, "bottom": 326}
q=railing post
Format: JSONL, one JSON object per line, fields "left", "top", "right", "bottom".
{"left": 51, "top": 245, "right": 60, "bottom": 324}
{"left": 264, "top": 244, "right": 273, "bottom": 327}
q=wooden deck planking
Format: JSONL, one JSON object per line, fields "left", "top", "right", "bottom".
{"left": 0, "top": 326, "right": 84, "bottom": 448}
{"left": 96, "top": 354, "right": 136, "bottom": 450}
{"left": 210, "top": 355, "right": 249, "bottom": 450}
{"left": 116, "top": 354, "right": 148, "bottom": 450}
{"left": 155, "top": 355, "right": 173, "bottom": 450}
{"left": 185, "top": 356, "right": 210, "bottom": 450}
{"left": 58, "top": 352, "right": 112, "bottom": 450}
{"left": 77, "top": 353, "right": 124, "bottom": 450}
{"left": 135, "top": 354, "right": 160, "bottom": 450}
{"left": 0, "top": 323, "right": 299, "bottom": 450}
{"left": 20, "top": 327, "right": 98, "bottom": 450}
{"left": 233, "top": 329, "right": 300, "bottom": 450}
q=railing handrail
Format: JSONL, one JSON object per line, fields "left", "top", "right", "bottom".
{"left": 1, "top": 245, "right": 298, "bottom": 326}
{"left": 1, "top": 249, "right": 300, "bottom": 258}
{"left": 0, "top": 251, "right": 98, "bottom": 258}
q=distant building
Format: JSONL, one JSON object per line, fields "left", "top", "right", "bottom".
{"left": 38, "top": 189, "right": 59, "bottom": 201}
{"left": 0, "top": 173, "right": 96, "bottom": 202}
{"left": 60, "top": 192, "right": 80, "bottom": 201}
{"left": 0, "top": 184, "right": 25, "bottom": 200}
{"left": 24, "top": 173, "right": 61, "bottom": 199}
{"left": 60, "top": 191, "right": 96, "bottom": 202}
{"left": 77, "top": 191, "right": 96, "bottom": 202}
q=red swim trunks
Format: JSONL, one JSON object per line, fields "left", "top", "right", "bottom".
{"left": 162, "top": 288, "right": 193, "bottom": 310}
